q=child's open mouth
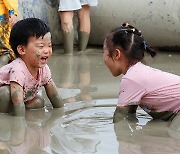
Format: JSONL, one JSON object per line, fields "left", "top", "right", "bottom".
{"left": 40, "top": 56, "right": 48, "bottom": 63}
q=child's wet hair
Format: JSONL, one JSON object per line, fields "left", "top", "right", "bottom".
{"left": 105, "top": 23, "right": 156, "bottom": 64}
{"left": 9, "top": 18, "right": 50, "bottom": 57}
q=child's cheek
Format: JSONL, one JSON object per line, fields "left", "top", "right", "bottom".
{"left": 35, "top": 51, "right": 42, "bottom": 57}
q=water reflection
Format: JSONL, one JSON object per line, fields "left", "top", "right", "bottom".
{"left": 114, "top": 111, "right": 180, "bottom": 154}
{"left": 51, "top": 100, "right": 115, "bottom": 153}
{"left": 0, "top": 100, "right": 179, "bottom": 154}
{"left": 0, "top": 115, "right": 26, "bottom": 154}
{"left": 0, "top": 108, "right": 64, "bottom": 154}
{"left": 51, "top": 53, "right": 96, "bottom": 104}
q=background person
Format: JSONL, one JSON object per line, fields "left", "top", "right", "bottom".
{"left": 58, "top": 0, "right": 98, "bottom": 54}
{"left": 0, "top": 0, "right": 18, "bottom": 67}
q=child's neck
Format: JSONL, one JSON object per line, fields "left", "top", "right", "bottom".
{"left": 21, "top": 57, "right": 39, "bottom": 80}
{"left": 126, "top": 61, "right": 139, "bottom": 73}
{"left": 123, "top": 60, "right": 139, "bottom": 75}
{"left": 26, "top": 65, "right": 39, "bottom": 80}
{"left": 30, "top": 69, "right": 39, "bottom": 80}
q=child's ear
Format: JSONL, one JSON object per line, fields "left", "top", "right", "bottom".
{"left": 113, "top": 48, "right": 121, "bottom": 60}
{"left": 17, "top": 45, "right": 25, "bottom": 55}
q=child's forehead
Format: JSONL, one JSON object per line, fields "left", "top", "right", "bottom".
{"left": 29, "top": 32, "right": 51, "bottom": 42}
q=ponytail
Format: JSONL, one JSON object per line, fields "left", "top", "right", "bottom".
{"left": 142, "top": 41, "right": 156, "bottom": 57}
{"left": 106, "top": 22, "right": 157, "bottom": 63}
{"left": 146, "top": 46, "right": 157, "bottom": 57}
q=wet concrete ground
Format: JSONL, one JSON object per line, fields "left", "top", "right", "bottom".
{"left": 0, "top": 47, "right": 180, "bottom": 154}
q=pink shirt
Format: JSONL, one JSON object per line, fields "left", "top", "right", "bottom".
{"left": 118, "top": 62, "right": 180, "bottom": 113}
{"left": 0, "top": 58, "right": 52, "bottom": 102}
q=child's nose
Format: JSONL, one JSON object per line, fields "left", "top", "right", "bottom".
{"left": 43, "top": 47, "right": 51, "bottom": 54}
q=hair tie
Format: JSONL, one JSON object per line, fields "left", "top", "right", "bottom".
{"left": 143, "top": 41, "right": 148, "bottom": 50}
{"left": 121, "top": 22, "right": 129, "bottom": 28}
{"left": 120, "top": 25, "right": 124, "bottom": 28}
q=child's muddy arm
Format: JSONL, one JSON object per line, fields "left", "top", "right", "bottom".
{"left": 128, "top": 105, "right": 138, "bottom": 114}
{"left": 113, "top": 106, "right": 129, "bottom": 123}
{"left": 10, "top": 82, "right": 25, "bottom": 116}
{"left": 45, "top": 80, "right": 64, "bottom": 108}
{"left": 127, "top": 105, "right": 138, "bottom": 121}
{"left": 113, "top": 105, "right": 138, "bottom": 123}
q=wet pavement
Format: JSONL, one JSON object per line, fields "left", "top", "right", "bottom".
{"left": 0, "top": 47, "right": 180, "bottom": 154}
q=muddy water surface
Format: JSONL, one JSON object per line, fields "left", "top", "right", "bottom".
{"left": 0, "top": 48, "right": 180, "bottom": 154}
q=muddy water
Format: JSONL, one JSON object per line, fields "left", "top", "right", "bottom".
{"left": 0, "top": 48, "right": 180, "bottom": 153}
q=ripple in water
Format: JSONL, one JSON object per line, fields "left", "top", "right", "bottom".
{"left": 50, "top": 99, "right": 180, "bottom": 154}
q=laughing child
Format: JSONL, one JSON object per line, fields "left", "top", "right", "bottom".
{"left": 0, "top": 18, "right": 63, "bottom": 116}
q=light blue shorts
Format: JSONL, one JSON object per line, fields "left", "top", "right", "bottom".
{"left": 58, "top": 0, "right": 98, "bottom": 11}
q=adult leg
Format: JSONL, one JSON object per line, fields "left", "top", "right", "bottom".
{"left": 59, "top": 11, "right": 74, "bottom": 55}
{"left": 25, "top": 95, "right": 45, "bottom": 109}
{"left": 0, "top": 86, "right": 12, "bottom": 113}
{"left": 78, "top": 5, "right": 91, "bottom": 51}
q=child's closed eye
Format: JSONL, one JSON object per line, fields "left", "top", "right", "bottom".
{"left": 37, "top": 45, "right": 44, "bottom": 49}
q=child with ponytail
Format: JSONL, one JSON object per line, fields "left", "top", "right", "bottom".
{"left": 103, "top": 23, "right": 180, "bottom": 131}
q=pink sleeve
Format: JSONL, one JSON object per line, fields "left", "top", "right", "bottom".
{"left": 118, "top": 78, "right": 146, "bottom": 107}
{"left": 9, "top": 68, "right": 26, "bottom": 87}
{"left": 42, "top": 65, "right": 52, "bottom": 86}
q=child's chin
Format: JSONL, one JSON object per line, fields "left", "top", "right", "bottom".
{"left": 38, "top": 63, "right": 46, "bottom": 68}
{"left": 112, "top": 72, "right": 120, "bottom": 77}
